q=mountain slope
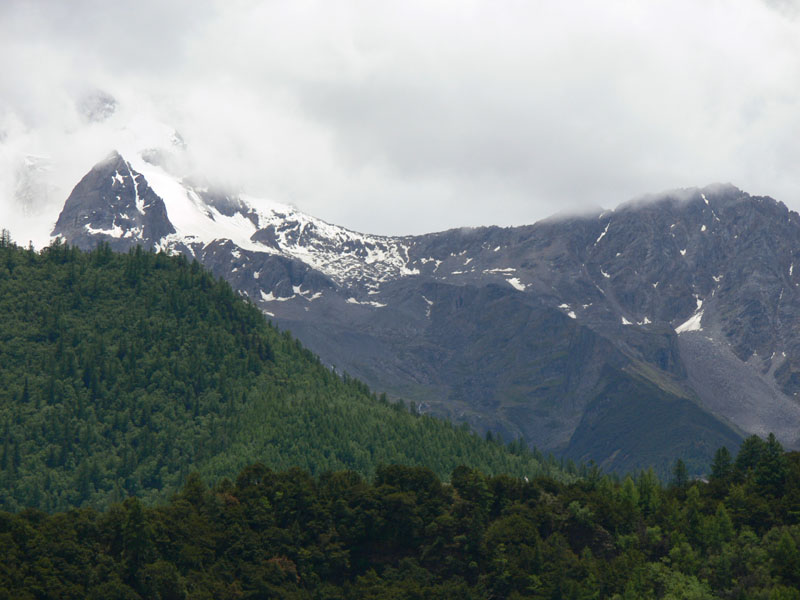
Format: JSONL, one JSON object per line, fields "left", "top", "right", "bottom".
{"left": 0, "top": 239, "right": 564, "bottom": 512}
{"left": 54, "top": 150, "right": 800, "bottom": 474}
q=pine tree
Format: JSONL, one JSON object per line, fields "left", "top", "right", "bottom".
{"left": 710, "top": 446, "right": 733, "bottom": 481}
{"left": 755, "top": 433, "right": 788, "bottom": 497}
{"left": 671, "top": 458, "right": 688, "bottom": 488}
{"left": 734, "top": 435, "right": 765, "bottom": 479}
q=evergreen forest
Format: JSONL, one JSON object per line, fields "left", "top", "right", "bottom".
{"left": 1, "top": 435, "right": 799, "bottom": 599}
{"left": 0, "top": 236, "right": 562, "bottom": 512}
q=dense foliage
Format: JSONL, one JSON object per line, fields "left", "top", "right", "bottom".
{"left": 0, "top": 434, "right": 798, "bottom": 599}
{"left": 0, "top": 236, "right": 563, "bottom": 512}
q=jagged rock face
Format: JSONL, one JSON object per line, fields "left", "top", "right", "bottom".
{"left": 53, "top": 152, "right": 800, "bottom": 473}
{"left": 580, "top": 189, "right": 800, "bottom": 372}
{"left": 52, "top": 152, "right": 174, "bottom": 251}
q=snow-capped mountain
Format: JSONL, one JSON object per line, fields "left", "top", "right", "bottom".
{"left": 54, "top": 150, "right": 420, "bottom": 288}
{"left": 52, "top": 149, "right": 800, "bottom": 474}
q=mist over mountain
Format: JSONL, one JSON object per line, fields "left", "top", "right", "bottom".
{"left": 4, "top": 1, "right": 800, "bottom": 243}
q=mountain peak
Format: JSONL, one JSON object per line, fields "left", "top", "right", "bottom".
{"left": 52, "top": 151, "right": 175, "bottom": 250}
{"left": 53, "top": 150, "right": 426, "bottom": 287}
{"left": 615, "top": 183, "right": 746, "bottom": 214}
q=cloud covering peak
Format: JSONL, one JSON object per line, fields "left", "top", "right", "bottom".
{"left": 2, "top": 0, "right": 800, "bottom": 246}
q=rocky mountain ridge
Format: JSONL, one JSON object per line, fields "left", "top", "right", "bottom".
{"left": 51, "top": 149, "right": 800, "bottom": 473}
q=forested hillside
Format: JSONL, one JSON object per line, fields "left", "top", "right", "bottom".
{"left": 1, "top": 435, "right": 798, "bottom": 599}
{"left": 0, "top": 236, "right": 563, "bottom": 512}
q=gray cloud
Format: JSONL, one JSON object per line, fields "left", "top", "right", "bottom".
{"left": 763, "top": 0, "right": 800, "bottom": 17}
{"left": 2, "top": 0, "right": 800, "bottom": 244}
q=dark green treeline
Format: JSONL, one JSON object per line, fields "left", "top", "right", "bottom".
{"left": 1, "top": 434, "right": 799, "bottom": 599}
{"left": 0, "top": 236, "right": 561, "bottom": 512}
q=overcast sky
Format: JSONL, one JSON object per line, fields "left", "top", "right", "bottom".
{"left": 1, "top": 0, "right": 800, "bottom": 242}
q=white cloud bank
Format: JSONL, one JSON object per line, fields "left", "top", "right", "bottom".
{"left": 1, "top": 0, "right": 800, "bottom": 245}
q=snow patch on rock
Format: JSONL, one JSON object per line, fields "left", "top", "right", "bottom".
{"left": 507, "top": 277, "right": 526, "bottom": 291}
